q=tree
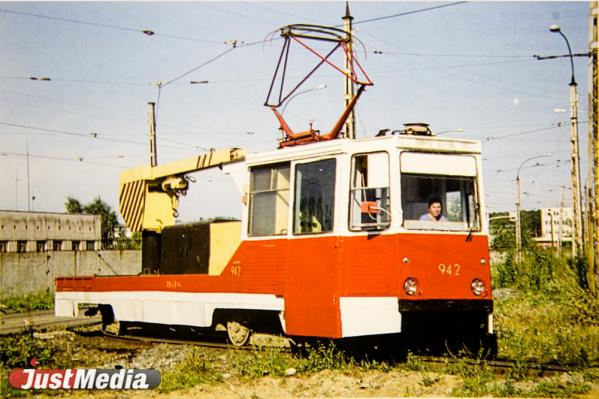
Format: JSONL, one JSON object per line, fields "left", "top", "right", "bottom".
{"left": 489, "top": 210, "right": 540, "bottom": 251}
{"left": 65, "top": 196, "right": 120, "bottom": 244}
{"left": 64, "top": 196, "right": 83, "bottom": 213}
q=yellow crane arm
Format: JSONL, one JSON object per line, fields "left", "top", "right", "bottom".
{"left": 119, "top": 148, "right": 246, "bottom": 232}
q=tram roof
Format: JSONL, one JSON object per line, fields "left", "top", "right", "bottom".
{"left": 246, "top": 134, "right": 481, "bottom": 166}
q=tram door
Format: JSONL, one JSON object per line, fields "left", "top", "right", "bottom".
{"left": 284, "top": 158, "right": 342, "bottom": 337}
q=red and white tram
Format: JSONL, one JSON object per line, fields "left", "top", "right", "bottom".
{"left": 55, "top": 21, "right": 496, "bottom": 356}
{"left": 56, "top": 129, "right": 495, "bottom": 354}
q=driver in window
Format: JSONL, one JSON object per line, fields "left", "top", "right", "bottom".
{"left": 419, "top": 198, "right": 448, "bottom": 222}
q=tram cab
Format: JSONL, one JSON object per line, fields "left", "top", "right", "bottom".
{"left": 226, "top": 129, "right": 493, "bottom": 345}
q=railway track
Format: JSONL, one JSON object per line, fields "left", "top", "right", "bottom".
{"left": 4, "top": 312, "right": 596, "bottom": 377}
{"left": 415, "top": 355, "right": 598, "bottom": 375}
{"left": 1, "top": 309, "right": 101, "bottom": 335}
{"left": 73, "top": 323, "right": 597, "bottom": 376}
{"left": 102, "top": 332, "right": 273, "bottom": 351}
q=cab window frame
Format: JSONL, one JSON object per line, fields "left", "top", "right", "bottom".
{"left": 292, "top": 158, "right": 337, "bottom": 235}
{"left": 400, "top": 173, "right": 481, "bottom": 232}
{"left": 348, "top": 151, "right": 391, "bottom": 232}
{"left": 247, "top": 161, "right": 291, "bottom": 237}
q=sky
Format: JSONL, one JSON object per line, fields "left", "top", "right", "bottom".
{"left": 0, "top": 1, "right": 591, "bottom": 223}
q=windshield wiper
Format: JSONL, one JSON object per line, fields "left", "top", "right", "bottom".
{"left": 466, "top": 203, "right": 479, "bottom": 242}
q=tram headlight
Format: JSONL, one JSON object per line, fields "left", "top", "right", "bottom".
{"left": 403, "top": 277, "right": 418, "bottom": 296}
{"left": 471, "top": 278, "right": 485, "bottom": 296}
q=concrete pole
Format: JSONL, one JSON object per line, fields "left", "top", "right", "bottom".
{"left": 558, "top": 186, "right": 565, "bottom": 256}
{"left": 551, "top": 25, "right": 584, "bottom": 258}
{"left": 148, "top": 102, "right": 158, "bottom": 167}
{"left": 570, "top": 81, "right": 583, "bottom": 257}
{"left": 515, "top": 176, "right": 522, "bottom": 262}
{"left": 589, "top": 186, "right": 596, "bottom": 291}
{"left": 26, "top": 138, "right": 31, "bottom": 212}
{"left": 590, "top": 2, "right": 599, "bottom": 292}
{"left": 343, "top": 2, "right": 355, "bottom": 139}
{"left": 549, "top": 211, "right": 555, "bottom": 248}
{"left": 15, "top": 169, "right": 18, "bottom": 210}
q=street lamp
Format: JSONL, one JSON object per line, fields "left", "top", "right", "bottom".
{"left": 281, "top": 84, "right": 327, "bottom": 114}
{"left": 515, "top": 153, "right": 551, "bottom": 261}
{"left": 550, "top": 24, "right": 583, "bottom": 257}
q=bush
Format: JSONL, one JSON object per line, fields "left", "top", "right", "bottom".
{"left": 0, "top": 329, "right": 57, "bottom": 369}
{"left": 492, "top": 248, "right": 599, "bottom": 366}
{"left": 0, "top": 291, "right": 54, "bottom": 314}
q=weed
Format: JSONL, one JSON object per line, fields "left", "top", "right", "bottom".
{"left": 238, "top": 347, "right": 295, "bottom": 377}
{"left": 402, "top": 351, "right": 426, "bottom": 372}
{"left": 159, "top": 348, "right": 223, "bottom": 392}
{"left": 0, "top": 329, "right": 67, "bottom": 398}
{"left": 0, "top": 329, "right": 57, "bottom": 369}
{"left": 526, "top": 375, "right": 591, "bottom": 398}
{"left": 492, "top": 248, "right": 599, "bottom": 367}
{"left": 297, "top": 341, "right": 352, "bottom": 373}
{"left": 0, "top": 291, "right": 54, "bottom": 314}
{"left": 358, "top": 358, "right": 390, "bottom": 372}
{"left": 420, "top": 373, "right": 441, "bottom": 387}
{"left": 489, "top": 379, "right": 520, "bottom": 397}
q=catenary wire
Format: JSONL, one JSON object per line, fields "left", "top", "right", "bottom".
{"left": 0, "top": 7, "right": 224, "bottom": 44}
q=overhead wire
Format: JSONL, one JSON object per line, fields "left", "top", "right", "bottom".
{"left": 197, "top": 3, "right": 280, "bottom": 27}
{"left": 350, "top": 2, "right": 469, "bottom": 25}
{"left": 482, "top": 124, "right": 563, "bottom": 141}
{"left": 240, "top": 2, "right": 326, "bottom": 24}
{"left": 359, "top": 29, "right": 566, "bottom": 101}
{"left": 160, "top": 47, "right": 237, "bottom": 88}
{"left": 0, "top": 7, "right": 224, "bottom": 44}
{"left": 0, "top": 121, "right": 202, "bottom": 151}
{"left": 372, "top": 50, "right": 532, "bottom": 59}
{"left": 0, "top": 151, "right": 129, "bottom": 169}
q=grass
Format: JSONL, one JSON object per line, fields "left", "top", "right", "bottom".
{"left": 1, "top": 246, "right": 597, "bottom": 397}
{"left": 493, "top": 248, "right": 599, "bottom": 366}
{"left": 0, "top": 328, "right": 66, "bottom": 398}
{"left": 0, "top": 291, "right": 54, "bottom": 314}
{"left": 158, "top": 342, "right": 595, "bottom": 397}
{"left": 159, "top": 348, "right": 224, "bottom": 392}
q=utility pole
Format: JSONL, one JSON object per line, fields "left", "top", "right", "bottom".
{"left": 515, "top": 176, "right": 522, "bottom": 262}
{"left": 26, "top": 139, "right": 31, "bottom": 212}
{"left": 589, "top": 2, "right": 598, "bottom": 292}
{"left": 559, "top": 186, "right": 566, "bottom": 256}
{"left": 549, "top": 210, "right": 556, "bottom": 248}
{"left": 15, "top": 169, "right": 19, "bottom": 210}
{"left": 550, "top": 25, "right": 584, "bottom": 257}
{"left": 570, "top": 76, "right": 584, "bottom": 257}
{"left": 343, "top": 1, "right": 356, "bottom": 139}
{"left": 148, "top": 102, "right": 158, "bottom": 167}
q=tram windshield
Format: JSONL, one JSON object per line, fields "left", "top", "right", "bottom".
{"left": 401, "top": 174, "right": 479, "bottom": 231}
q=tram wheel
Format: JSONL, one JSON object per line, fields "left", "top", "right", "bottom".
{"left": 226, "top": 321, "right": 252, "bottom": 346}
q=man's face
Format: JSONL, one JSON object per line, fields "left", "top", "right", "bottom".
{"left": 429, "top": 202, "right": 442, "bottom": 217}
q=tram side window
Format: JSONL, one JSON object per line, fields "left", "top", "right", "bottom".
{"left": 248, "top": 162, "right": 290, "bottom": 236}
{"left": 349, "top": 152, "right": 391, "bottom": 231}
{"left": 294, "top": 159, "right": 336, "bottom": 234}
{"left": 401, "top": 174, "right": 479, "bottom": 231}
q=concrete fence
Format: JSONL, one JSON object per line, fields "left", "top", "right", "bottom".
{"left": 0, "top": 250, "right": 141, "bottom": 296}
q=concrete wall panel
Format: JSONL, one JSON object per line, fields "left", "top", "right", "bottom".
{"left": 1, "top": 250, "right": 141, "bottom": 296}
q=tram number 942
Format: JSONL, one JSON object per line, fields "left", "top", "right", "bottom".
{"left": 438, "top": 263, "right": 461, "bottom": 276}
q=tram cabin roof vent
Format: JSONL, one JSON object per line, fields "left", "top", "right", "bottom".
{"left": 402, "top": 123, "right": 432, "bottom": 136}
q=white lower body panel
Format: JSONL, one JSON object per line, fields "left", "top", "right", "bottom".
{"left": 55, "top": 291, "right": 284, "bottom": 328}
{"left": 339, "top": 296, "right": 402, "bottom": 337}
